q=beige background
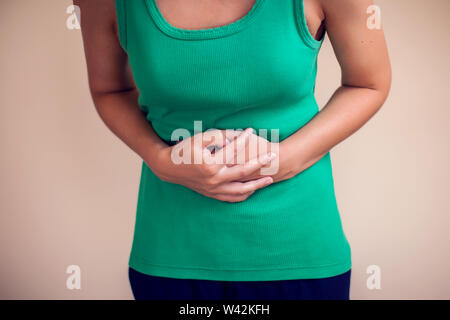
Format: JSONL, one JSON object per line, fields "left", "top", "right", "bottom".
{"left": 1, "top": 0, "right": 449, "bottom": 299}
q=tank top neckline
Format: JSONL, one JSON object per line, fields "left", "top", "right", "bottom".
{"left": 145, "top": 0, "right": 267, "bottom": 40}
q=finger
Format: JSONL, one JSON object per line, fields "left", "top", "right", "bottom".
{"left": 207, "top": 135, "right": 232, "bottom": 153}
{"left": 191, "top": 129, "right": 226, "bottom": 165}
{"left": 212, "top": 191, "right": 255, "bottom": 203}
{"left": 212, "top": 129, "right": 241, "bottom": 153}
{"left": 213, "top": 177, "right": 273, "bottom": 195}
{"left": 235, "top": 162, "right": 273, "bottom": 182}
{"left": 218, "top": 129, "right": 238, "bottom": 147}
{"left": 213, "top": 127, "right": 254, "bottom": 165}
{"left": 236, "top": 172, "right": 259, "bottom": 182}
{"left": 223, "top": 129, "right": 242, "bottom": 142}
{"left": 201, "top": 129, "right": 228, "bottom": 148}
{"left": 200, "top": 130, "right": 232, "bottom": 164}
{"left": 219, "top": 152, "right": 277, "bottom": 181}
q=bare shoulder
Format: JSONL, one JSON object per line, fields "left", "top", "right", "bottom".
{"left": 75, "top": 0, "right": 133, "bottom": 95}
{"left": 317, "top": 0, "right": 374, "bottom": 18}
{"left": 316, "top": 0, "right": 391, "bottom": 92}
{"left": 73, "top": 0, "right": 116, "bottom": 30}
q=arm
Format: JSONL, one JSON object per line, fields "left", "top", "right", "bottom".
{"left": 242, "top": 0, "right": 391, "bottom": 182}
{"left": 75, "top": 0, "right": 167, "bottom": 165}
{"left": 75, "top": 0, "right": 275, "bottom": 202}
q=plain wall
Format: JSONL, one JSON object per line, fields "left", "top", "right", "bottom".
{"left": 0, "top": 0, "right": 449, "bottom": 299}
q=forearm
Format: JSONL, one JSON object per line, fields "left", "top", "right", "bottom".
{"left": 264, "top": 0, "right": 392, "bottom": 182}
{"left": 275, "top": 84, "right": 389, "bottom": 181}
{"left": 91, "top": 88, "right": 168, "bottom": 168}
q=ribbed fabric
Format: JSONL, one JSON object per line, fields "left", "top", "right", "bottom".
{"left": 115, "top": 0, "right": 351, "bottom": 281}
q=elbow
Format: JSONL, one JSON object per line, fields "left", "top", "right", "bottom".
{"left": 89, "top": 86, "right": 137, "bottom": 113}
{"left": 374, "top": 60, "right": 393, "bottom": 105}
{"left": 377, "top": 65, "right": 392, "bottom": 104}
{"left": 343, "top": 67, "right": 392, "bottom": 109}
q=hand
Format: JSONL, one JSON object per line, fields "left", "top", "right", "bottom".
{"left": 224, "top": 130, "right": 299, "bottom": 183}
{"left": 148, "top": 128, "right": 278, "bottom": 202}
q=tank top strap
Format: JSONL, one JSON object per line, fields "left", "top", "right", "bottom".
{"left": 259, "top": 0, "right": 324, "bottom": 50}
{"left": 116, "top": 0, "right": 321, "bottom": 49}
{"left": 292, "top": 0, "right": 324, "bottom": 49}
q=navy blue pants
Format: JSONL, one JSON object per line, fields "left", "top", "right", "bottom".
{"left": 128, "top": 267, "right": 351, "bottom": 300}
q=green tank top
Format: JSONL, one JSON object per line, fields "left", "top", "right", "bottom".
{"left": 115, "top": 0, "right": 351, "bottom": 281}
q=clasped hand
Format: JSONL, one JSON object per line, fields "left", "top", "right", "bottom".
{"left": 150, "top": 128, "right": 280, "bottom": 202}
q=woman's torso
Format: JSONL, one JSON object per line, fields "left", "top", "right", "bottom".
{"left": 115, "top": 0, "right": 352, "bottom": 281}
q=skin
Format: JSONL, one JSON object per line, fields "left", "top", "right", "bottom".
{"left": 75, "top": 0, "right": 391, "bottom": 202}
